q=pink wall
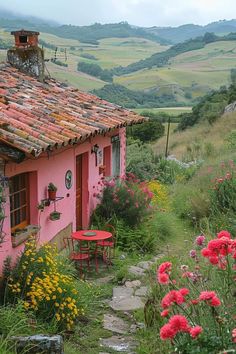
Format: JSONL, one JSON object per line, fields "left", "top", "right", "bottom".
{"left": 0, "top": 128, "right": 126, "bottom": 271}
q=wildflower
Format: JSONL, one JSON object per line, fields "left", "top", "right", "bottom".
{"left": 189, "top": 250, "right": 197, "bottom": 258}
{"left": 195, "top": 235, "right": 205, "bottom": 246}
{"left": 160, "top": 323, "right": 176, "bottom": 340}
{"left": 232, "top": 328, "right": 236, "bottom": 343}
{"left": 158, "top": 272, "right": 169, "bottom": 285}
{"left": 190, "top": 326, "right": 203, "bottom": 338}
{"left": 161, "top": 309, "right": 169, "bottom": 317}
{"left": 161, "top": 289, "right": 188, "bottom": 309}
{"left": 158, "top": 262, "right": 172, "bottom": 274}
{"left": 199, "top": 291, "right": 221, "bottom": 307}
{"left": 169, "top": 315, "right": 189, "bottom": 332}
{"left": 217, "top": 230, "right": 231, "bottom": 239}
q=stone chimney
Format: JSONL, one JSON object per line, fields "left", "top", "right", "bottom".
{"left": 7, "top": 29, "right": 45, "bottom": 81}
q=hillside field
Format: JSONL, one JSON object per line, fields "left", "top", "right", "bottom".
{"left": 115, "top": 41, "right": 236, "bottom": 100}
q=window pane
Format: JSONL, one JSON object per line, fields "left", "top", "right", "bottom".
{"left": 9, "top": 173, "right": 29, "bottom": 229}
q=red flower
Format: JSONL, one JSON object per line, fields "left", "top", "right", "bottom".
{"left": 161, "top": 289, "right": 188, "bottom": 309}
{"left": 190, "top": 326, "right": 202, "bottom": 338}
{"left": 169, "top": 315, "right": 189, "bottom": 332}
{"left": 199, "top": 291, "right": 221, "bottom": 307}
{"left": 179, "top": 288, "right": 189, "bottom": 296}
{"left": 232, "top": 328, "right": 236, "bottom": 343}
{"left": 160, "top": 323, "right": 176, "bottom": 340}
{"left": 158, "top": 262, "right": 172, "bottom": 274}
{"left": 161, "top": 309, "right": 169, "bottom": 317}
{"left": 158, "top": 273, "right": 169, "bottom": 285}
{"left": 217, "top": 230, "right": 231, "bottom": 239}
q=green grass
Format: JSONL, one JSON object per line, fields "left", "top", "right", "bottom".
{"left": 115, "top": 40, "right": 236, "bottom": 102}
{"left": 134, "top": 107, "right": 192, "bottom": 115}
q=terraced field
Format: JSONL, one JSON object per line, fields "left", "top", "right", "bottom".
{"left": 115, "top": 41, "right": 236, "bottom": 99}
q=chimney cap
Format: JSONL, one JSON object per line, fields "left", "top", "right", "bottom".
{"left": 11, "top": 29, "right": 40, "bottom": 36}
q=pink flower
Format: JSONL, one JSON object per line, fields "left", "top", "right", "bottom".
{"left": 199, "top": 291, "right": 221, "bottom": 307}
{"left": 161, "top": 290, "right": 187, "bottom": 309}
{"left": 158, "top": 262, "right": 172, "bottom": 274}
{"left": 232, "top": 328, "right": 236, "bottom": 343}
{"left": 160, "top": 324, "right": 176, "bottom": 340}
{"left": 217, "top": 230, "right": 231, "bottom": 239}
{"left": 189, "top": 250, "right": 197, "bottom": 258}
{"left": 158, "top": 273, "right": 169, "bottom": 285}
{"left": 161, "top": 309, "right": 169, "bottom": 317}
{"left": 195, "top": 235, "right": 205, "bottom": 246}
{"left": 169, "top": 315, "right": 189, "bottom": 332}
{"left": 190, "top": 326, "right": 202, "bottom": 338}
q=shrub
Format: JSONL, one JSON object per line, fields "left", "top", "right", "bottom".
{"left": 127, "top": 119, "right": 165, "bottom": 143}
{"left": 145, "top": 230, "right": 236, "bottom": 353}
{"left": 147, "top": 180, "right": 170, "bottom": 211}
{"left": 5, "top": 237, "right": 82, "bottom": 331}
{"left": 126, "top": 142, "right": 159, "bottom": 181}
{"left": 210, "top": 161, "right": 236, "bottom": 214}
{"left": 93, "top": 175, "right": 153, "bottom": 227}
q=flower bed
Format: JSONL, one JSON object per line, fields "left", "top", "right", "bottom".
{"left": 145, "top": 230, "right": 236, "bottom": 353}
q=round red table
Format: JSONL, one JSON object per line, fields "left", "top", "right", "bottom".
{"left": 72, "top": 230, "right": 112, "bottom": 241}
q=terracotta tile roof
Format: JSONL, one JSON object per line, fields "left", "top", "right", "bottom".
{"left": 0, "top": 64, "right": 145, "bottom": 157}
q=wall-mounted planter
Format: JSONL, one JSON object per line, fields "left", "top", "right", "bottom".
{"left": 49, "top": 211, "right": 61, "bottom": 221}
{"left": 11, "top": 225, "right": 40, "bottom": 248}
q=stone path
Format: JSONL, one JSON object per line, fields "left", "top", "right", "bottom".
{"left": 99, "top": 254, "right": 164, "bottom": 353}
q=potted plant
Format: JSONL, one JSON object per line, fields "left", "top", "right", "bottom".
{"left": 48, "top": 183, "right": 57, "bottom": 200}
{"left": 49, "top": 211, "right": 61, "bottom": 221}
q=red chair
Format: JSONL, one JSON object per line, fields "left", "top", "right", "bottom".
{"left": 96, "top": 224, "right": 116, "bottom": 266}
{"left": 63, "top": 237, "right": 90, "bottom": 276}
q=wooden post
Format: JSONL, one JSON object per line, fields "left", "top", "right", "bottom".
{"left": 165, "top": 117, "right": 171, "bottom": 158}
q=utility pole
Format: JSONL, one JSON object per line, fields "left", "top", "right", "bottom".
{"left": 165, "top": 116, "right": 171, "bottom": 158}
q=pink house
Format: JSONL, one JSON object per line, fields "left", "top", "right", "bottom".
{"left": 0, "top": 30, "right": 144, "bottom": 271}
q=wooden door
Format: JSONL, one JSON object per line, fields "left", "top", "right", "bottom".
{"left": 76, "top": 155, "right": 82, "bottom": 230}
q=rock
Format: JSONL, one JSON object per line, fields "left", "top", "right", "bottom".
{"left": 12, "top": 335, "right": 64, "bottom": 354}
{"left": 113, "top": 286, "right": 134, "bottom": 298}
{"left": 94, "top": 275, "right": 114, "bottom": 285}
{"left": 136, "top": 261, "right": 153, "bottom": 270}
{"left": 125, "top": 280, "right": 141, "bottom": 288}
{"left": 135, "top": 286, "right": 148, "bottom": 297}
{"left": 152, "top": 254, "right": 165, "bottom": 262}
{"left": 224, "top": 101, "right": 236, "bottom": 113}
{"left": 110, "top": 295, "right": 144, "bottom": 311}
{"left": 100, "top": 335, "right": 137, "bottom": 352}
{"left": 103, "top": 314, "right": 129, "bottom": 334}
{"left": 128, "top": 266, "right": 146, "bottom": 277}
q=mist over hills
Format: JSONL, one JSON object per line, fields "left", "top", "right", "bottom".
{"left": 0, "top": 8, "right": 236, "bottom": 44}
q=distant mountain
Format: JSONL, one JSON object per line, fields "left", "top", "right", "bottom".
{"left": 0, "top": 8, "right": 235, "bottom": 47}
{"left": 146, "top": 19, "right": 236, "bottom": 44}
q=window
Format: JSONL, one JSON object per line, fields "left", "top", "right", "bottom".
{"left": 9, "top": 173, "right": 29, "bottom": 232}
{"left": 111, "top": 136, "right": 120, "bottom": 177}
{"left": 19, "top": 35, "right": 28, "bottom": 44}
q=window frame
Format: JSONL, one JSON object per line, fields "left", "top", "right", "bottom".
{"left": 9, "top": 173, "right": 30, "bottom": 233}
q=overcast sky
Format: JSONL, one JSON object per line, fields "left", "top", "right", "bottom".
{"left": 1, "top": 0, "right": 236, "bottom": 27}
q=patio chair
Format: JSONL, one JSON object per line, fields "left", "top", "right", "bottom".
{"left": 63, "top": 237, "right": 90, "bottom": 276}
{"left": 96, "top": 224, "right": 116, "bottom": 266}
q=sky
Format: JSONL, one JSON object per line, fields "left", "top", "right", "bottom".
{"left": 1, "top": 0, "right": 236, "bottom": 27}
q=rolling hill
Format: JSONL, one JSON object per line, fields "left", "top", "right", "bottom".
{"left": 0, "top": 10, "right": 235, "bottom": 109}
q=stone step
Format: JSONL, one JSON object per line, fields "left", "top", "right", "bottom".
{"left": 100, "top": 335, "right": 137, "bottom": 353}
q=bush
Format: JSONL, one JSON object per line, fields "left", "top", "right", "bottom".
{"left": 5, "top": 237, "right": 82, "bottom": 331}
{"left": 126, "top": 142, "right": 159, "bottom": 181}
{"left": 93, "top": 175, "right": 153, "bottom": 227}
{"left": 145, "top": 230, "right": 236, "bottom": 353}
{"left": 127, "top": 119, "right": 165, "bottom": 143}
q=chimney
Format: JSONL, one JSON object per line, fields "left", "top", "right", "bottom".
{"left": 7, "top": 29, "right": 45, "bottom": 81}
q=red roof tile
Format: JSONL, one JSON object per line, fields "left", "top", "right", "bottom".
{"left": 0, "top": 64, "right": 145, "bottom": 157}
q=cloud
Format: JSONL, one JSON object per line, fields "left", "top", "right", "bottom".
{"left": 1, "top": 0, "right": 236, "bottom": 27}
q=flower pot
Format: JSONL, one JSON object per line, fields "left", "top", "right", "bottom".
{"left": 49, "top": 212, "right": 61, "bottom": 221}
{"left": 48, "top": 190, "right": 57, "bottom": 200}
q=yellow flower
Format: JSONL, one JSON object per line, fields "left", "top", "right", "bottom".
{"left": 46, "top": 296, "right": 50, "bottom": 301}
{"left": 55, "top": 302, "right": 60, "bottom": 307}
{"left": 55, "top": 313, "right": 61, "bottom": 321}
{"left": 52, "top": 295, "right": 56, "bottom": 300}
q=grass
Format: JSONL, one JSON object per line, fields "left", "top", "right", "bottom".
{"left": 134, "top": 107, "right": 192, "bottom": 115}
{"left": 153, "top": 111, "right": 236, "bottom": 159}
